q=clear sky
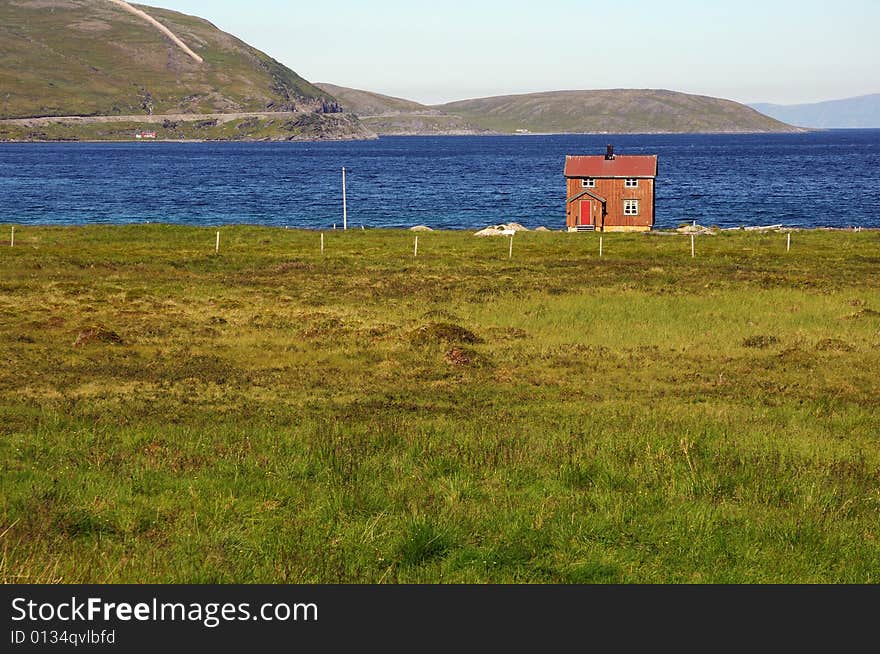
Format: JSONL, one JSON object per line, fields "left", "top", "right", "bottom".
{"left": 145, "top": 0, "right": 879, "bottom": 105}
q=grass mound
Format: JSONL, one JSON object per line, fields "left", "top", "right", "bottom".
{"left": 409, "top": 322, "right": 482, "bottom": 346}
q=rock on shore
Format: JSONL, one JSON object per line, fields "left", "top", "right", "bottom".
{"left": 474, "top": 222, "right": 530, "bottom": 237}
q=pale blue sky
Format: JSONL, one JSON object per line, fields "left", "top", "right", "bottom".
{"left": 145, "top": 0, "right": 879, "bottom": 105}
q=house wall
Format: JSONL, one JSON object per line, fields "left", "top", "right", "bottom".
{"left": 566, "top": 177, "right": 655, "bottom": 231}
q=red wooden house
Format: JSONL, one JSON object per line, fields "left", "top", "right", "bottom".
{"left": 565, "top": 146, "right": 658, "bottom": 232}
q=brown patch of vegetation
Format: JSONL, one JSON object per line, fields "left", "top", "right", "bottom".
{"left": 445, "top": 347, "right": 476, "bottom": 366}
{"left": 845, "top": 308, "right": 880, "bottom": 319}
{"left": 274, "top": 260, "right": 313, "bottom": 273}
{"left": 742, "top": 335, "right": 780, "bottom": 349}
{"left": 299, "top": 313, "right": 347, "bottom": 338}
{"left": 74, "top": 328, "right": 123, "bottom": 347}
{"left": 816, "top": 338, "right": 855, "bottom": 352}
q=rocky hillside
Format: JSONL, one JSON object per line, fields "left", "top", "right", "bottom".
{"left": 315, "top": 83, "right": 426, "bottom": 116}
{"left": 316, "top": 83, "right": 490, "bottom": 136}
{"left": 437, "top": 89, "right": 803, "bottom": 134}
{"left": 0, "top": 0, "right": 373, "bottom": 140}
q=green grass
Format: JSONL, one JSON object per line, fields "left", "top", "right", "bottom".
{"left": 1, "top": 225, "right": 878, "bottom": 583}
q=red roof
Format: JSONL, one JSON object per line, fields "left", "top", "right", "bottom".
{"left": 564, "top": 155, "right": 657, "bottom": 178}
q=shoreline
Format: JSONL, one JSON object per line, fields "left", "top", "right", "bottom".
{"left": 1, "top": 222, "right": 876, "bottom": 232}
{"left": 1, "top": 114, "right": 855, "bottom": 143}
{"left": 0, "top": 128, "right": 823, "bottom": 143}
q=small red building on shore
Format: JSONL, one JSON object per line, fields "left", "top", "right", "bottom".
{"left": 564, "top": 146, "right": 658, "bottom": 232}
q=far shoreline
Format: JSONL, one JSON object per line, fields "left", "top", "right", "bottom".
{"left": 0, "top": 130, "right": 827, "bottom": 144}
{"left": 8, "top": 122, "right": 866, "bottom": 144}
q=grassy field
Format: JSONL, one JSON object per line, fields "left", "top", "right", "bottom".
{"left": 1, "top": 225, "right": 878, "bottom": 584}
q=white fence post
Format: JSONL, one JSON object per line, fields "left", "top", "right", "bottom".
{"left": 342, "top": 167, "right": 348, "bottom": 231}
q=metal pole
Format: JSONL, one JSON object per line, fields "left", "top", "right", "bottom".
{"left": 342, "top": 167, "right": 347, "bottom": 231}
{"left": 509, "top": 235, "right": 513, "bottom": 259}
{"left": 321, "top": 233, "right": 324, "bottom": 255}
{"left": 216, "top": 230, "right": 220, "bottom": 254}
{"left": 787, "top": 233, "right": 791, "bottom": 253}
{"left": 691, "top": 234, "right": 695, "bottom": 258}
{"left": 414, "top": 236, "right": 419, "bottom": 258}
{"left": 599, "top": 236, "right": 603, "bottom": 258}
{"left": 10, "top": 226, "right": 14, "bottom": 247}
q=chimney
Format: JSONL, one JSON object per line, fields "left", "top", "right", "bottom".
{"left": 605, "top": 144, "right": 615, "bottom": 160}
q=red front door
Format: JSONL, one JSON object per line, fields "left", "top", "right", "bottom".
{"left": 579, "top": 200, "right": 593, "bottom": 226}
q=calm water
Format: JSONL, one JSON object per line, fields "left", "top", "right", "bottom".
{"left": 1, "top": 130, "right": 878, "bottom": 230}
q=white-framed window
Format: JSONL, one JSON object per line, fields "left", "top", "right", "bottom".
{"left": 625, "top": 178, "right": 639, "bottom": 188}
{"left": 582, "top": 178, "right": 596, "bottom": 188}
{"left": 623, "top": 199, "right": 640, "bottom": 216}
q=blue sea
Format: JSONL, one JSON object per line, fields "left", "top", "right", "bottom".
{"left": 1, "top": 130, "right": 878, "bottom": 230}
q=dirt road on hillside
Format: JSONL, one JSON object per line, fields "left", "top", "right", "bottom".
{"left": 0, "top": 113, "right": 301, "bottom": 127}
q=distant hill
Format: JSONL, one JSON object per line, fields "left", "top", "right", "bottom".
{"left": 750, "top": 94, "right": 880, "bottom": 128}
{"left": 0, "top": 0, "right": 372, "bottom": 141}
{"left": 314, "top": 85, "right": 798, "bottom": 136}
{"left": 436, "top": 89, "right": 802, "bottom": 134}
{"left": 315, "top": 83, "right": 489, "bottom": 135}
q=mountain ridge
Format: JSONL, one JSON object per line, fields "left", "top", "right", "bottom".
{"left": 318, "top": 84, "right": 802, "bottom": 135}
{"left": 435, "top": 88, "right": 802, "bottom": 134}
{"left": 750, "top": 94, "right": 880, "bottom": 128}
